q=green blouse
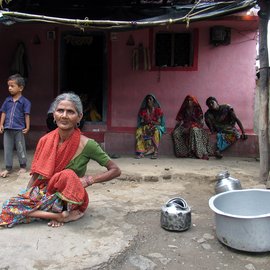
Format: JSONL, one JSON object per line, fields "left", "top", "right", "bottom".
{"left": 65, "top": 139, "right": 110, "bottom": 177}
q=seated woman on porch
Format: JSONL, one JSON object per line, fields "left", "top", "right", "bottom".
{"left": 204, "top": 96, "right": 248, "bottom": 158}
{"left": 135, "top": 94, "right": 166, "bottom": 159}
{"left": 172, "top": 95, "right": 214, "bottom": 160}
{"left": 0, "top": 92, "right": 121, "bottom": 228}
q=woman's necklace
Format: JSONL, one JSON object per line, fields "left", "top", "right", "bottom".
{"left": 147, "top": 107, "right": 154, "bottom": 115}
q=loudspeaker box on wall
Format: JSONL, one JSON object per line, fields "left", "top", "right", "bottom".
{"left": 210, "top": 26, "right": 231, "bottom": 46}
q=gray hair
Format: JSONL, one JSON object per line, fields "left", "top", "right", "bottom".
{"left": 8, "top": 74, "right": 26, "bottom": 88}
{"left": 51, "top": 92, "right": 83, "bottom": 115}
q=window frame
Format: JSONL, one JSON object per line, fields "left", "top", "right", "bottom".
{"left": 149, "top": 28, "right": 198, "bottom": 71}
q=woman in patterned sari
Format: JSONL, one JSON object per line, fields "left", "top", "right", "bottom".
{"left": 172, "top": 95, "right": 214, "bottom": 160}
{"left": 135, "top": 94, "right": 166, "bottom": 159}
{"left": 0, "top": 92, "right": 121, "bottom": 228}
{"left": 204, "top": 96, "right": 247, "bottom": 157}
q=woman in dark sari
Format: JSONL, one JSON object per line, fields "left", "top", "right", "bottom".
{"left": 172, "top": 95, "right": 213, "bottom": 159}
{"left": 204, "top": 96, "right": 247, "bottom": 157}
{"left": 135, "top": 94, "right": 166, "bottom": 159}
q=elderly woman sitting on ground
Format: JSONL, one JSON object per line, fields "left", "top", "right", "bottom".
{"left": 0, "top": 92, "right": 121, "bottom": 228}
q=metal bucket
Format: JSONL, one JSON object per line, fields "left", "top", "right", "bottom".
{"left": 209, "top": 189, "right": 270, "bottom": 252}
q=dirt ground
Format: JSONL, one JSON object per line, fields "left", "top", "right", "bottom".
{"left": 0, "top": 153, "right": 269, "bottom": 270}
{"left": 106, "top": 159, "right": 268, "bottom": 270}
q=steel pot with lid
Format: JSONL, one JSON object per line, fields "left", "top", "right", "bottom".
{"left": 215, "top": 170, "right": 242, "bottom": 194}
{"left": 160, "top": 197, "right": 191, "bottom": 231}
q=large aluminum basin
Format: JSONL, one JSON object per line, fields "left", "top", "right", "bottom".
{"left": 209, "top": 189, "right": 270, "bottom": 252}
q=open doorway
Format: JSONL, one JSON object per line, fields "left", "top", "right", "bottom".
{"left": 60, "top": 32, "right": 107, "bottom": 124}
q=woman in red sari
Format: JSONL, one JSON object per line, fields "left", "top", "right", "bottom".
{"left": 0, "top": 92, "right": 121, "bottom": 227}
{"left": 172, "top": 95, "right": 214, "bottom": 159}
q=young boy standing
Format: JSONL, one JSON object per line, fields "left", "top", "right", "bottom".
{"left": 0, "top": 74, "right": 31, "bottom": 177}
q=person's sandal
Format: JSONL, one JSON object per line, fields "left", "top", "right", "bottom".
{"left": 215, "top": 150, "right": 223, "bottom": 159}
{"left": 135, "top": 153, "right": 144, "bottom": 159}
{"left": 202, "top": 155, "right": 209, "bottom": 160}
{"left": 151, "top": 152, "right": 158, "bottom": 159}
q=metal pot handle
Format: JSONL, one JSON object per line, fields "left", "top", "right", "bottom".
{"left": 166, "top": 197, "right": 188, "bottom": 210}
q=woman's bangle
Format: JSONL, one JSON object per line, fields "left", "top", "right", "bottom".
{"left": 86, "top": 176, "right": 94, "bottom": 186}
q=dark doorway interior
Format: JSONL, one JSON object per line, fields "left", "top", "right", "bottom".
{"left": 61, "top": 32, "right": 106, "bottom": 123}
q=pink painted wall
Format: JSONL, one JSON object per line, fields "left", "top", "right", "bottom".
{"left": 0, "top": 15, "right": 258, "bottom": 141}
{"left": 111, "top": 19, "right": 258, "bottom": 131}
{"left": 0, "top": 24, "right": 57, "bottom": 125}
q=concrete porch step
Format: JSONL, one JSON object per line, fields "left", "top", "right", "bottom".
{"left": 20, "top": 129, "right": 259, "bottom": 158}
{"left": 104, "top": 132, "right": 259, "bottom": 158}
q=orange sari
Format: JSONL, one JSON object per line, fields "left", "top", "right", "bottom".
{"left": 0, "top": 128, "right": 88, "bottom": 227}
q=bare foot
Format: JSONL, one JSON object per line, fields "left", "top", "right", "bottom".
{"left": 0, "top": 170, "right": 10, "bottom": 178}
{"left": 17, "top": 168, "right": 27, "bottom": 175}
{"left": 47, "top": 211, "right": 84, "bottom": 227}
{"left": 48, "top": 220, "right": 64, "bottom": 227}
{"left": 48, "top": 211, "right": 69, "bottom": 228}
{"left": 63, "top": 210, "right": 85, "bottom": 223}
